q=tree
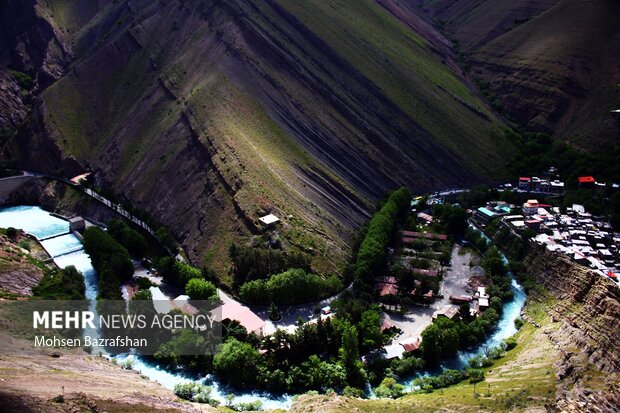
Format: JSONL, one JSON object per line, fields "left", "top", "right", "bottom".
{"left": 358, "top": 308, "right": 383, "bottom": 350}
{"left": 339, "top": 325, "right": 366, "bottom": 387}
{"left": 185, "top": 278, "right": 217, "bottom": 300}
{"left": 213, "top": 338, "right": 261, "bottom": 388}
{"left": 107, "top": 219, "right": 147, "bottom": 257}
{"left": 5, "top": 227, "right": 17, "bottom": 238}
{"left": 421, "top": 323, "right": 441, "bottom": 365}
{"left": 32, "top": 265, "right": 86, "bottom": 300}
{"left": 268, "top": 301, "right": 281, "bottom": 321}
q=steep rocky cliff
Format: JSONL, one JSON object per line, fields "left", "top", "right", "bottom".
{"left": 523, "top": 246, "right": 620, "bottom": 411}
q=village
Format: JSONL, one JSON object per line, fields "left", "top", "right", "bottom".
{"left": 472, "top": 174, "right": 620, "bottom": 285}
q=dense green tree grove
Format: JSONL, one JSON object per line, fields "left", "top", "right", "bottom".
{"left": 355, "top": 188, "right": 411, "bottom": 282}
{"left": 107, "top": 219, "right": 147, "bottom": 258}
{"left": 239, "top": 268, "right": 342, "bottom": 305}
{"left": 83, "top": 227, "right": 134, "bottom": 299}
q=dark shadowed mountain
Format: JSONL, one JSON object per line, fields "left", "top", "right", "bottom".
{"left": 397, "top": 0, "right": 620, "bottom": 152}
{"left": 0, "top": 0, "right": 510, "bottom": 272}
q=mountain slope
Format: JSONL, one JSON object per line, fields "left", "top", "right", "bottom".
{"left": 4, "top": 0, "right": 510, "bottom": 272}
{"left": 405, "top": 0, "right": 620, "bottom": 152}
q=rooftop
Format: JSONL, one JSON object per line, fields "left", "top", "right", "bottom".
{"left": 258, "top": 213, "right": 280, "bottom": 225}
{"left": 578, "top": 176, "right": 596, "bottom": 183}
{"left": 478, "top": 207, "right": 496, "bottom": 217}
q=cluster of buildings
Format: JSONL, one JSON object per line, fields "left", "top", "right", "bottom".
{"left": 500, "top": 200, "right": 619, "bottom": 282}
{"left": 516, "top": 176, "right": 565, "bottom": 194}
{"left": 473, "top": 201, "right": 517, "bottom": 225}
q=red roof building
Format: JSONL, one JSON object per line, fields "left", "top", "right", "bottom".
{"left": 216, "top": 301, "right": 266, "bottom": 335}
{"left": 578, "top": 176, "right": 596, "bottom": 183}
{"left": 400, "top": 337, "right": 421, "bottom": 352}
{"left": 376, "top": 283, "right": 398, "bottom": 297}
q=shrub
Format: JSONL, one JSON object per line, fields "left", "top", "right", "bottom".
{"left": 503, "top": 337, "right": 517, "bottom": 350}
{"left": 173, "top": 382, "right": 218, "bottom": 405}
{"left": 343, "top": 386, "right": 365, "bottom": 398}
{"left": 157, "top": 257, "right": 202, "bottom": 287}
{"left": 374, "top": 377, "right": 405, "bottom": 399}
{"left": 5, "top": 227, "right": 17, "bottom": 238}
{"left": 33, "top": 265, "right": 85, "bottom": 300}
{"left": 233, "top": 400, "right": 263, "bottom": 411}
{"left": 18, "top": 239, "right": 30, "bottom": 251}
{"left": 9, "top": 70, "right": 33, "bottom": 90}
{"left": 514, "top": 318, "right": 524, "bottom": 330}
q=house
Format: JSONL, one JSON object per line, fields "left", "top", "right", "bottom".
{"left": 399, "top": 337, "right": 421, "bottom": 353}
{"left": 417, "top": 212, "right": 433, "bottom": 223}
{"left": 433, "top": 305, "right": 460, "bottom": 320}
{"left": 383, "top": 343, "right": 405, "bottom": 360}
{"left": 70, "top": 172, "right": 91, "bottom": 185}
{"left": 475, "top": 207, "right": 497, "bottom": 224}
{"left": 215, "top": 301, "right": 266, "bottom": 336}
{"left": 150, "top": 286, "right": 173, "bottom": 314}
{"left": 522, "top": 199, "right": 539, "bottom": 216}
{"left": 381, "top": 320, "right": 394, "bottom": 332}
{"left": 525, "top": 219, "right": 542, "bottom": 231}
{"left": 401, "top": 231, "right": 448, "bottom": 241}
{"left": 518, "top": 177, "right": 531, "bottom": 190}
{"left": 376, "top": 283, "right": 398, "bottom": 297}
{"left": 577, "top": 176, "right": 596, "bottom": 189}
{"left": 449, "top": 295, "right": 472, "bottom": 304}
{"left": 550, "top": 180, "right": 565, "bottom": 194}
{"left": 258, "top": 213, "right": 280, "bottom": 227}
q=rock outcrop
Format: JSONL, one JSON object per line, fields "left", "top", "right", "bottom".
{"left": 0, "top": 233, "right": 44, "bottom": 296}
{"left": 0, "top": 68, "right": 27, "bottom": 131}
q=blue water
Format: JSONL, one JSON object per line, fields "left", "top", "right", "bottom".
{"left": 0, "top": 205, "right": 69, "bottom": 239}
{"left": 41, "top": 234, "right": 83, "bottom": 257}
